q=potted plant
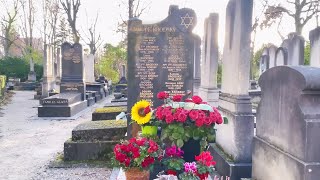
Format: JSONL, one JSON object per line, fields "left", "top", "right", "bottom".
{"left": 179, "top": 162, "right": 200, "bottom": 180}
{"left": 113, "top": 137, "right": 162, "bottom": 180}
{"left": 131, "top": 100, "right": 160, "bottom": 136}
{"left": 162, "top": 145, "right": 185, "bottom": 175}
{"left": 154, "top": 91, "right": 223, "bottom": 161}
{"left": 195, "top": 151, "right": 216, "bottom": 180}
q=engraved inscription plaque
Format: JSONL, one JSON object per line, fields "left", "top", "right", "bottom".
{"left": 128, "top": 6, "right": 198, "bottom": 109}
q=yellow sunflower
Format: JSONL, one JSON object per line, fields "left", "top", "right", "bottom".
{"left": 131, "top": 100, "right": 152, "bottom": 125}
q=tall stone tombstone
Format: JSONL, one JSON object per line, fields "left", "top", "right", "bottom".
{"left": 268, "top": 44, "right": 278, "bottom": 68}
{"left": 120, "top": 64, "right": 126, "bottom": 78}
{"left": 83, "top": 54, "right": 95, "bottom": 82}
{"left": 281, "top": 33, "right": 305, "bottom": 65}
{"left": 253, "top": 66, "right": 320, "bottom": 180}
{"left": 309, "top": 27, "right": 320, "bottom": 67}
{"left": 128, "top": 5, "right": 198, "bottom": 137}
{"left": 210, "top": 0, "right": 254, "bottom": 179}
{"left": 60, "top": 42, "right": 86, "bottom": 100}
{"left": 42, "top": 44, "right": 55, "bottom": 97}
{"left": 193, "top": 35, "right": 201, "bottom": 95}
{"left": 275, "top": 47, "right": 288, "bottom": 66}
{"left": 198, "top": 13, "right": 220, "bottom": 106}
{"left": 28, "top": 59, "right": 36, "bottom": 81}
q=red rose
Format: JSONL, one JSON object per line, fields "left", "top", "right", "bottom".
{"left": 124, "top": 158, "right": 131, "bottom": 167}
{"left": 148, "top": 140, "right": 159, "bottom": 153}
{"left": 192, "top": 95, "right": 203, "bottom": 104}
{"left": 115, "top": 153, "right": 126, "bottom": 163}
{"left": 198, "top": 111, "right": 206, "bottom": 119}
{"left": 204, "top": 117, "right": 212, "bottom": 126}
{"left": 165, "top": 114, "right": 174, "bottom": 124}
{"left": 189, "top": 110, "right": 199, "bottom": 120}
{"left": 216, "top": 114, "right": 223, "bottom": 124}
{"left": 172, "top": 94, "right": 183, "bottom": 102}
{"left": 141, "top": 157, "right": 155, "bottom": 168}
{"left": 177, "top": 113, "right": 187, "bottom": 123}
{"left": 136, "top": 138, "right": 147, "bottom": 146}
{"left": 144, "top": 106, "right": 151, "bottom": 114}
{"left": 156, "top": 107, "right": 164, "bottom": 120}
{"left": 157, "top": 91, "right": 169, "bottom": 100}
{"left": 195, "top": 118, "right": 204, "bottom": 127}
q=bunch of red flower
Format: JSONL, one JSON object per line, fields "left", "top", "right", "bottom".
{"left": 155, "top": 104, "right": 223, "bottom": 127}
{"left": 113, "top": 137, "right": 160, "bottom": 169}
{"left": 195, "top": 151, "right": 216, "bottom": 167}
{"left": 194, "top": 151, "right": 216, "bottom": 180}
{"left": 155, "top": 92, "right": 223, "bottom": 127}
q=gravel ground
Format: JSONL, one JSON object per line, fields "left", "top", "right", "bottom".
{"left": 0, "top": 91, "right": 113, "bottom": 180}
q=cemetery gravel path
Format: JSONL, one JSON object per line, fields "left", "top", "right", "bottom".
{"left": 0, "top": 91, "right": 112, "bottom": 180}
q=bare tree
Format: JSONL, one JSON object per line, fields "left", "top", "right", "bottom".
{"left": 117, "top": 0, "right": 150, "bottom": 44}
{"left": 19, "top": 0, "right": 36, "bottom": 55}
{"left": 0, "top": 0, "right": 19, "bottom": 57}
{"left": 81, "top": 12, "right": 102, "bottom": 55}
{"left": 262, "top": 0, "right": 320, "bottom": 35}
{"left": 60, "top": 0, "right": 81, "bottom": 43}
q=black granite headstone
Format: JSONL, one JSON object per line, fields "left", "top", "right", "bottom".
{"left": 60, "top": 42, "right": 86, "bottom": 100}
{"left": 128, "top": 5, "right": 198, "bottom": 109}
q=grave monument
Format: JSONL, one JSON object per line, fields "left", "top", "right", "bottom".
{"left": 38, "top": 42, "right": 87, "bottom": 117}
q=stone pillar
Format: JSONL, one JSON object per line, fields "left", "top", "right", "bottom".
{"left": 210, "top": 0, "right": 254, "bottom": 179}
{"left": 193, "top": 35, "right": 201, "bottom": 95}
{"left": 198, "top": 13, "right": 219, "bottom": 106}
{"left": 253, "top": 66, "right": 320, "bottom": 180}
{"left": 28, "top": 59, "right": 36, "bottom": 82}
{"left": 84, "top": 54, "right": 95, "bottom": 82}
{"left": 120, "top": 64, "right": 126, "bottom": 78}
{"left": 55, "top": 48, "right": 61, "bottom": 92}
{"left": 281, "top": 33, "right": 305, "bottom": 65}
{"left": 309, "top": 27, "right": 320, "bottom": 67}
{"left": 42, "top": 45, "right": 55, "bottom": 97}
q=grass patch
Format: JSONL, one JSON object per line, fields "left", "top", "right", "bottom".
{"left": 94, "top": 106, "right": 127, "bottom": 113}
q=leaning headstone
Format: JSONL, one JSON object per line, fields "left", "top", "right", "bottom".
{"left": 42, "top": 45, "right": 55, "bottom": 97}
{"left": 198, "top": 13, "right": 220, "bottom": 106}
{"left": 210, "top": 0, "right": 254, "bottom": 179}
{"left": 309, "top": 27, "right": 320, "bottom": 67}
{"left": 253, "top": 66, "right": 320, "bottom": 180}
{"left": 275, "top": 47, "right": 288, "bottom": 66}
{"left": 281, "top": 33, "right": 305, "bottom": 65}
{"left": 38, "top": 43, "right": 87, "bottom": 117}
{"left": 127, "top": 5, "right": 199, "bottom": 137}
{"left": 84, "top": 54, "right": 95, "bottom": 83}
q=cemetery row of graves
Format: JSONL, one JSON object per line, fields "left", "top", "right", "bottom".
{"left": 1, "top": 0, "right": 320, "bottom": 179}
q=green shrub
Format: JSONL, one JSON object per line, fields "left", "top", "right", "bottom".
{"left": 0, "top": 57, "right": 43, "bottom": 81}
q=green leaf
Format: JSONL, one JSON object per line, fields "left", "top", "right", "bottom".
{"left": 176, "top": 139, "right": 184, "bottom": 148}
{"left": 172, "top": 133, "right": 180, "bottom": 139}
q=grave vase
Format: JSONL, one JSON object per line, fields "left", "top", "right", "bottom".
{"left": 141, "top": 125, "right": 158, "bottom": 136}
{"left": 125, "top": 168, "right": 150, "bottom": 180}
{"left": 181, "top": 138, "right": 201, "bottom": 162}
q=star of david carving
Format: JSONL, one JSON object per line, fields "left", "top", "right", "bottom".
{"left": 180, "top": 13, "right": 194, "bottom": 29}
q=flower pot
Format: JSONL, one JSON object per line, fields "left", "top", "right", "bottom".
{"left": 125, "top": 168, "right": 150, "bottom": 180}
{"left": 181, "top": 139, "right": 201, "bottom": 162}
{"left": 167, "top": 169, "right": 178, "bottom": 176}
{"left": 141, "top": 125, "right": 158, "bottom": 136}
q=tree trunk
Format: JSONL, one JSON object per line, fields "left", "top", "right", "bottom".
{"left": 129, "top": 0, "right": 134, "bottom": 19}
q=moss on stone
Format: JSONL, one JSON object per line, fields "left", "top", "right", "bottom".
{"left": 94, "top": 106, "right": 127, "bottom": 113}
